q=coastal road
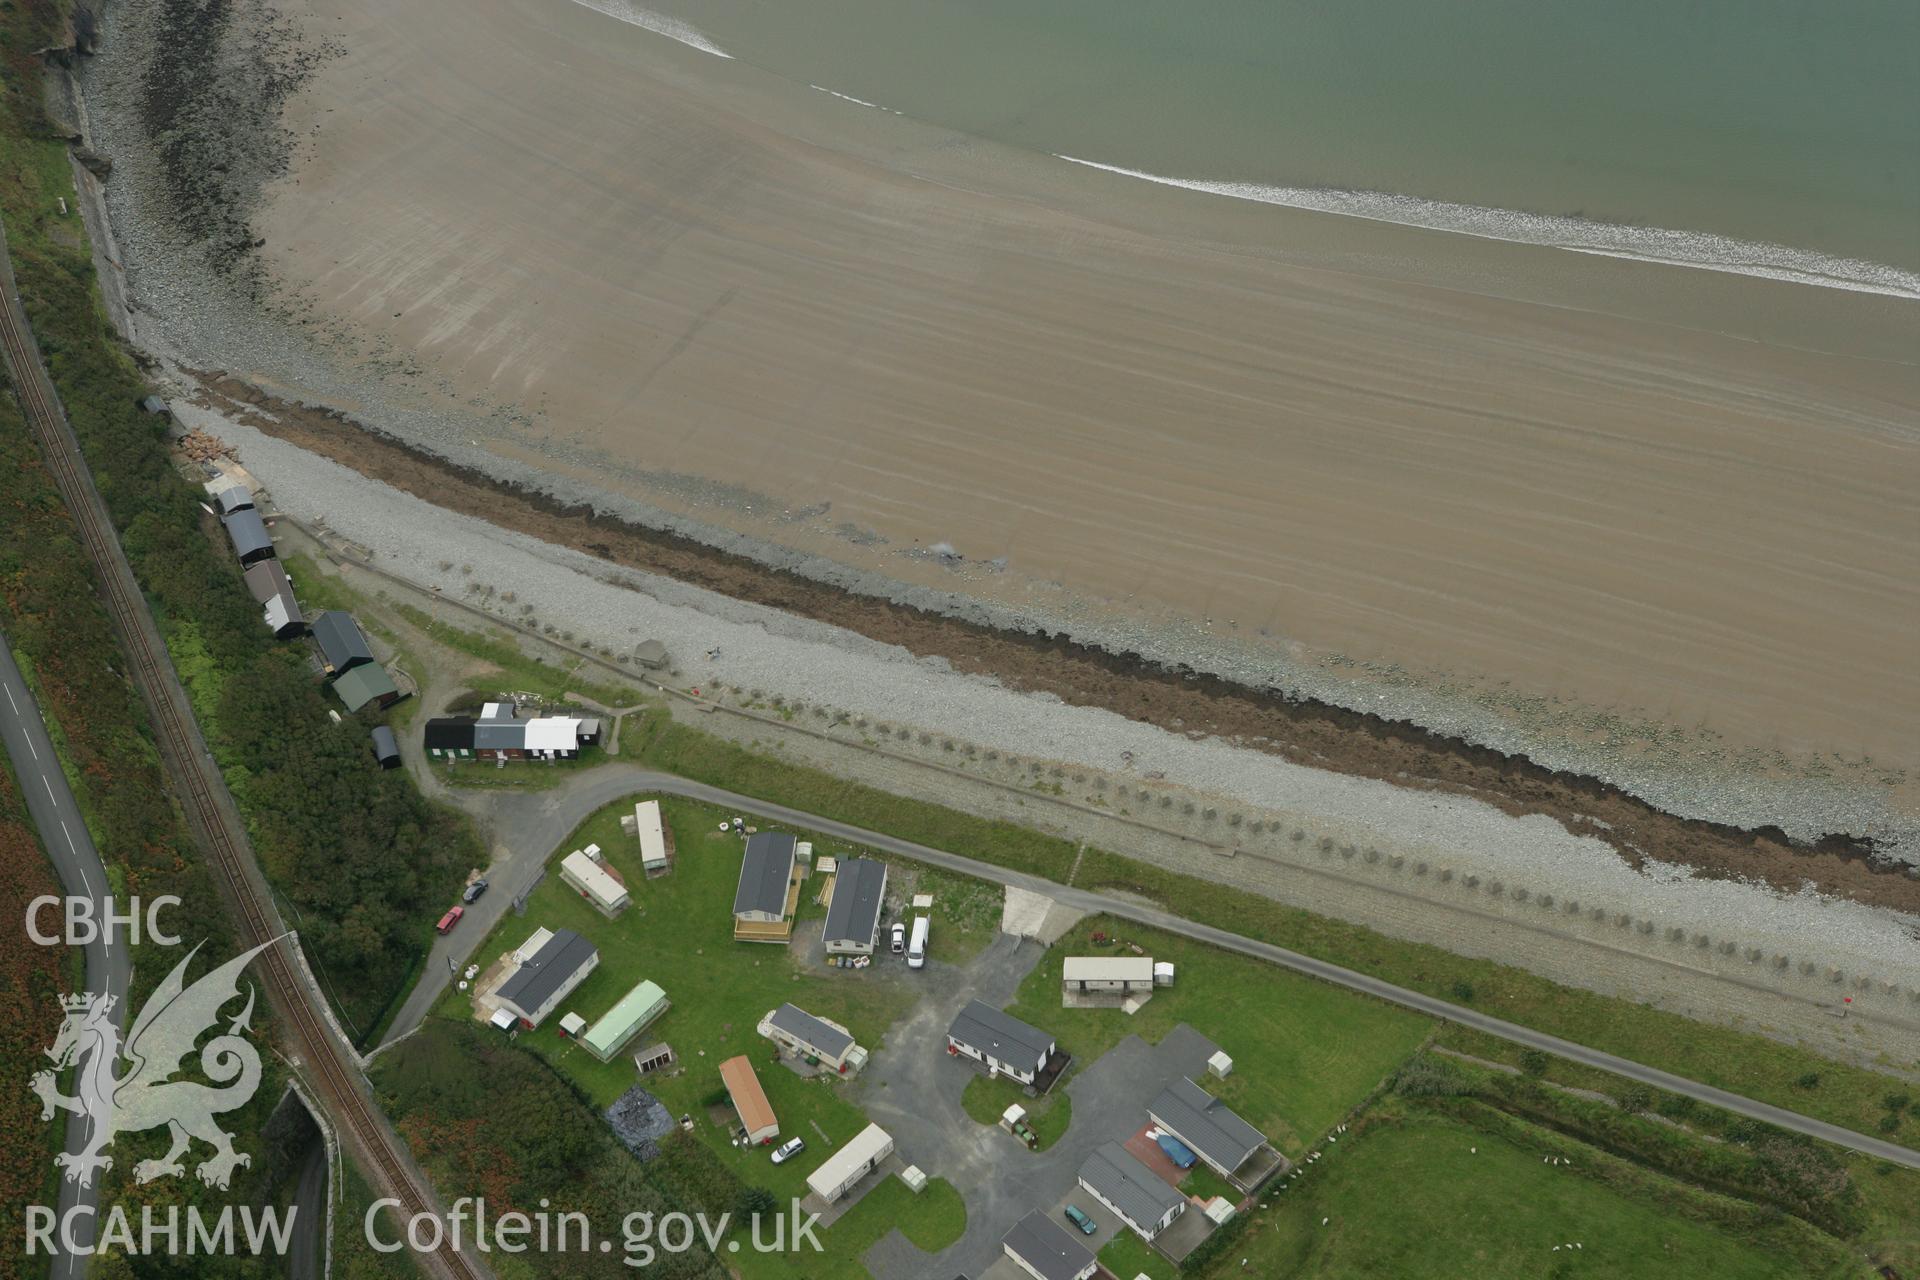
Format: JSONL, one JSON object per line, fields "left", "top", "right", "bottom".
{"left": 0, "top": 631, "right": 128, "bottom": 1280}
{"left": 0, "top": 215, "right": 489, "bottom": 1280}
{"left": 398, "top": 763, "right": 1920, "bottom": 1171}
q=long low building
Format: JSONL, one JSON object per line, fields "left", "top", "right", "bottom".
{"left": 732, "top": 831, "right": 799, "bottom": 943}
{"left": 821, "top": 857, "right": 887, "bottom": 955}
{"left": 242, "top": 560, "right": 305, "bottom": 639}
{"left": 805, "top": 1123, "right": 893, "bottom": 1203}
{"left": 758, "top": 1003, "right": 865, "bottom": 1073}
{"left": 718, "top": 1056, "right": 778, "bottom": 1145}
{"left": 222, "top": 506, "right": 276, "bottom": 566}
{"left": 1149, "top": 1076, "right": 1283, "bottom": 1191}
{"left": 1001, "top": 1211, "right": 1097, "bottom": 1280}
{"left": 331, "top": 662, "right": 399, "bottom": 713}
{"left": 561, "top": 849, "right": 631, "bottom": 918}
{"left": 494, "top": 928, "right": 599, "bottom": 1029}
{"left": 581, "top": 980, "right": 670, "bottom": 1062}
{"left": 312, "top": 610, "right": 374, "bottom": 676}
{"left": 634, "top": 799, "right": 670, "bottom": 877}
{"left": 1077, "top": 1142, "right": 1186, "bottom": 1242}
{"left": 947, "top": 1000, "right": 1062, "bottom": 1088}
{"left": 1061, "top": 956, "right": 1155, "bottom": 994}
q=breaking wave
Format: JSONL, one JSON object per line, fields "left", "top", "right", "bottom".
{"left": 566, "top": 0, "right": 733, "bottom": 59}
{"left": 809, "top": 84, "right": 906, "bottom": 116}
{"left": 1056, "top": 155, "right": 1920, "bottom": 301}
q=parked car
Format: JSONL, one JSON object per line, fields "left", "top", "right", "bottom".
{"left": 1156, "top": 1131, "right": 1199, "bottom": 1169}
{"left": 1062, "top": 1205, "right": 1097, "bottom": 1236}
{"left": 462, "top": 878, "right": 490, "bottom": 904}
{"left": 890, "top": 922, "right": 906, "bottom": 954}
{"left": 770, "top": 1137, "right": 806, "bottom": 1165}
{"left": 436, "top": 906, "right": 464, "bottom": 934}
{"left": 907, "top": 916, "right": 930, "bottom": 970}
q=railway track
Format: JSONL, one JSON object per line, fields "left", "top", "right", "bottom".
{"left": 0, "top": 225, "right": 487, "bottom": 1280}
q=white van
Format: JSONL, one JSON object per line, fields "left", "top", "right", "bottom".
{"left": 907, "top": 916, "right": 930, "bottom": 969}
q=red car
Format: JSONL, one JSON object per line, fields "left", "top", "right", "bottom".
{"left": 436, "top": 906, "right": 464, "bottom": 934}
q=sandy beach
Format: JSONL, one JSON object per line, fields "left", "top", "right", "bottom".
{"left": 81, "top": 0, "right": 1920, "bottom": 851}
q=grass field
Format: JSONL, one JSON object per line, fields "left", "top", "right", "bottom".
{"left": 1217, "top": 1108, "right": 1850, "bottom": 1279}
{"left": 617, "top": 713, "right": 1918, "bottom": 1150}
{"left": 628, "top": 711, "right": 1084, "bottom": 882}
{"left": 723, "top": 1175, "right": 966, "bottom": 1279}
{"left": 1071, "top": 848, "right": 1919, "bottom": 1141}
{"left": 433, "top": 794, "right": 992, "bottom": 1276}
{"left": 996, "top": 915, "right": 1432, "bottom": 1155}
{"left": 433, "top": 797, "right": 921, "bottom": 1209}
{"left": 1101, "top": 1230, "right": 1176, "bottom": 1280}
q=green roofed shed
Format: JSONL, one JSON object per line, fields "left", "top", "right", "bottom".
{"left": 331, "top": 663, "right": 398, "bottom": 712}
{"left": 582, "top": 980, "right": 670, "bottom": 1062}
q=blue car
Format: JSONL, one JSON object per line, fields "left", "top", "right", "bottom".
{"left": 1156, "top": 1132, "right": 1198, "bottom": 1169}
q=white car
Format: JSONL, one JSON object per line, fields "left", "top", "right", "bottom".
{"left": 890, "top": 922, "right": 906, "bottom": 954}
{"left": 770, "top": 1137, "right": 806, "bottom": 1165}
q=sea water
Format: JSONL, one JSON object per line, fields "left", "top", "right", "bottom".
{"left": 607, "top": 0, "right": 1920, "bottom": 296}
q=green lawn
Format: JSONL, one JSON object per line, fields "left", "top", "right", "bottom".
{"left": 1100, "top": 1230, "right": 1176, "bottom": 1280}
{"left": 435, "top": 797, "right": 919, "bottom": 1209}
{"left": 961, "top": 1075, "right": 1074, "bottom": 1150}
{"left": 887, "top": 859, "right": 1004, "bottom": 965}
{"left": 1072, "top": 849, "right": 1920, "bottom": 1142}
{"left": 629, "top": 711, "right": 1083, "bottom": 882}
{"left": 622, "top": 714, "right": 1918, "bottom": 1150}
{"left": 996, "top": 915, "right": 1432, "bottom": 1154}
{"left": 1214, "top": 1109, "right": 1851, "bottom": 1279}
{"left": 724, "top": 1176, "right": 966, "bottom": 1279}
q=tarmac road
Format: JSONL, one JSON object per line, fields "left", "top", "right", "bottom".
{"left": 393, "top": 763, "right": 1920, "bottom": 1170}
{"left": 0, "top": 630, "right": 132, "bottom": 1279}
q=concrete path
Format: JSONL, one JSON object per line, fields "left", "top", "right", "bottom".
{"left": 384, "top": 762, "right": 1920, "bottom": 1171}
{"left": 0, "top": 629, "right": 130, "bottom": 1280}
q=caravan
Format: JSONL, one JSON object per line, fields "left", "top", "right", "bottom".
{"left": 907, "top": 916, "right": 930, "bottom": 969}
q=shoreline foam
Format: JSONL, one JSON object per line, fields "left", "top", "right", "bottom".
{"left": 71, "top": 0, "right": 1920, "bottom": 867}
{"left": 1056, "top": 155, "right": 1920, "bottom": 303}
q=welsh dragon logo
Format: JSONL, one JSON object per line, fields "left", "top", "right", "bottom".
{"left": 31, "top": 939, "right": 274, "bottom": 1190}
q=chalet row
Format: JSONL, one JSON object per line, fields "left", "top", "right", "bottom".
{"left": 424, "top": 702, "right": 603, "bottom": 761}
{"left": 206, "top": 479, "right": 402, "bottom": 718}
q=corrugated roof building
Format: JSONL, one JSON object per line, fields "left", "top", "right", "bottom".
{"left": 718, "top": 1056, "right": 778, "bottom": 1144}
{"left": 495, "top": 929, "right": 599, "bottom": 1028}
{"left": 1001, "top": 1211, "right": 1097, "bottom": 1280}
{"left": 330, "top": 663, "right": 398, "bottom": 713}
{"left": 822, "top": 857, "right": 888, "bottom": 955}
{"left": 582, "top": 980, "right": 670, "bottom": 1062}
{"left": 222, "top": 507, "right": 276, "bottom": 566}
{"left": 1077, "top": 1142, "right": 1186, "bottom": 1241}
{"left": 311, "top": 611, "right": 373, "bottom": 675}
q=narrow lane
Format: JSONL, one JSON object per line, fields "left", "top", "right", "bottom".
{"left": 397, "top": 763, "right": 1920, "bottom": 1170}
{"left": 0, "top": 631, "right": 129, "bottom": 1279}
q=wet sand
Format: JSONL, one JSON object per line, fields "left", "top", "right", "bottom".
{"left": 225, "top": 0, "right": 1920, "bottom": 822}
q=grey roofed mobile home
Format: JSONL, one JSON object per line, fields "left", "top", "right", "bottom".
{"left": 1149, "top": 1076, "right": 1266, "bottom": 1176}
{"left": 311, "top": 610, "right": 374, "bottom": 674}
{"left": 1001, "top": 1211, "right": 1096, "bottom": 1280}
{"left": 1077, "top": 1142, "right": 1186, "bottom": 1238}
{"left": 496, "top": 929, "right": 598, "bottom": 1018}
{"left": 821, "top": 857, "right": 887, "bottom": 952}
{"left": 222, "top": 507, "right": 275, "bottom": 565}
{"left": 764, "top": 1003, "right": 854, "bottom": 1062}
{"left": 947, "top": 1000, "right": 1055, "bottom": 1066}
{"left": 732, "top": 832, "right": 797, "bottom": 917}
